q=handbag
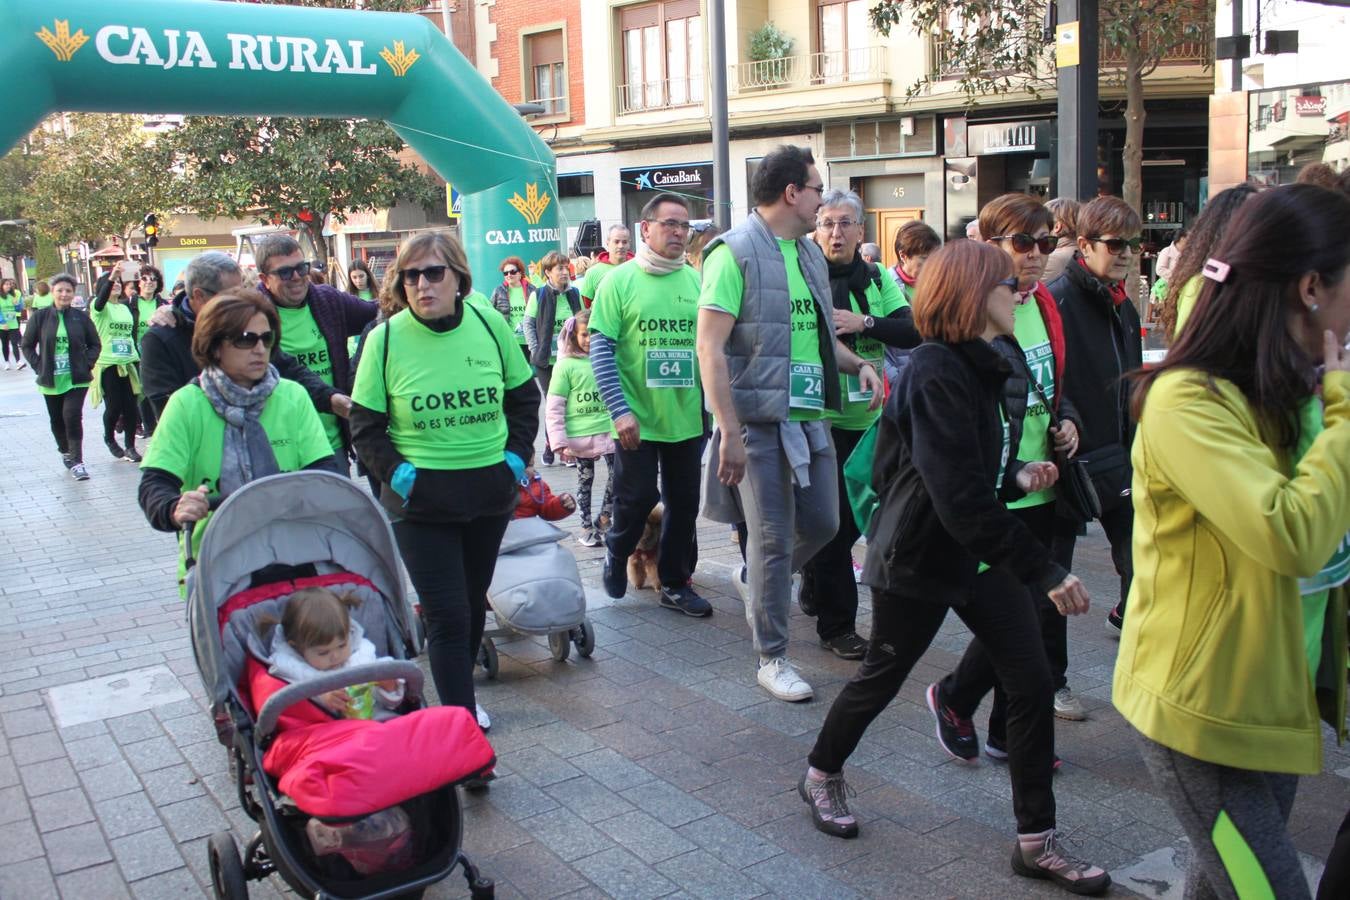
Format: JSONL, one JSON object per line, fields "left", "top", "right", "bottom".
{"left": 843, "top": 418, "right": 881, "bottom": 533}
{"left": 1028, "top": 379, "right": 1101, "bottom": 523}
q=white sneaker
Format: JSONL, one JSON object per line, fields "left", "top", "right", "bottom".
{"left": 2, "top": 361, "right": 9, "bottom": 370}
{"left": 15, "top": 359, "right": 24, "bottom": 370}
{"left": 757, "top": 657, "right": 813, "bottom": 702}
{"left": 734, "top": 564, "right": 750, "bottom": 606}
{"left": 475, "top": 703, "right": 491, "bottom": 732}
{"left": 1053, "top": 687, "right": 1087, "bottom": 721}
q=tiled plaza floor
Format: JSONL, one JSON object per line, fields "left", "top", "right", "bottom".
{"left": 1, "top": 366, "right": 1345, "bottom": 899}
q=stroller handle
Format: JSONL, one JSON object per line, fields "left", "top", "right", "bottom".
{"left": 180, "top": 494, "right": 224, "bottom": 572}
{"left": 255, "top": 660, "right": 426, "bottom": 743}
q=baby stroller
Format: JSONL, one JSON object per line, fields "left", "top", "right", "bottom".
{"left": 186, "top": 470, "right": 496, "bottom": 899}
{"left": 477, "top": 516, "right": 595, "bottom": 677}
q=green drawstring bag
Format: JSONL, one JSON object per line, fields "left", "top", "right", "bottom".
{"left": 843, "top": 418, "right": 881, "bottom": 534}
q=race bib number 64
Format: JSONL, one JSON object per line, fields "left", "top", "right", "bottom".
{"left": 645, "top": 349, "right": 694, "bottom": 388}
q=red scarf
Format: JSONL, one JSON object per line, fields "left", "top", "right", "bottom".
{"left": 892, "top": 264, "right": 916, "bottom": 287}
{"left": 1077, "top": 257, "right": 1129, "bottom": 307}
{"left": 1030, "top": 282, "right": 1068, "bottom": 411}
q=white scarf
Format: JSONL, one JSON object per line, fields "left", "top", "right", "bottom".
{"left": 633, "top": 240, "right": 686, "bottom": 275}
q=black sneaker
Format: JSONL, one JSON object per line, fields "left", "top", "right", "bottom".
{"left": 985, "top": 736, "right": 1063, "bottom": 771}
{"left": 463, "top": 769, "right": 496, "bottom": 792}
{"left": 541, "top": 451, "right": 555, "bottom": 466}
{"left": 1106, "top": 604, "right": 1124, "bottom": 631}
{"left": 123, "top": 446, "right": 143, "bottom": 464}
{"left": 797, "top": 580, "right": 817, "bottom": 617}
{"left": 659, "top": 585, "right": 712, "bottom": 617}
{"left": 105, "top": 438, "right": 125, "bottom": 459}
{"left": 820, "top": 632, "right": 867, "bottom": 660}
{"left": 799, "top": 770, "right": 859, "bottom": 839}
{"left": 602, "top": 548, "right": 628, "bottom": 599}
{"left": 926, "top": 682, "right": 978, "bottom": 762}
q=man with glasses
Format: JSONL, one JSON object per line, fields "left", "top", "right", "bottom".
{"left": 140, "top": 251, "right": 341, "bottom": 422}
{"left": 590, "top": 193, "right": 710, "bottom": 617}
{"left": 1047, "top": 196, "right": 1143, "bottom": 629}
{"left": 697, "top": 145, "right": 883, "bottom": 702}
{"left": 580, "top": 224, "right": 633, "bottom": 307}
{"left": 254, "top": 234, "right": 377, "bottom": 468}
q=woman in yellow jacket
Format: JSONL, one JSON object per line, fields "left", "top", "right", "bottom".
{"left": 1118, "top": 184, "right": 1350, "bottom": 900}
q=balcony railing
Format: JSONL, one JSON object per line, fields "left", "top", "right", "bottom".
{"left": 730, "top": 46, "right": 887, "bottom": 94}
{"left": 617, "top": 77, "right": 705, "bottom": 115}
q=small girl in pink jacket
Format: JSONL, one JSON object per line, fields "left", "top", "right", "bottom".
{"left": 546, "top": 309, "right": 616, "bottom": 548}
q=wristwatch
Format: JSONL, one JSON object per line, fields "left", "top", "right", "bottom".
{"left": 862, "top": 315, "right": 875, "bottom": 331}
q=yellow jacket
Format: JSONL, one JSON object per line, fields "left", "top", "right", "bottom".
{"left": 1114, "top": 368, "right": 1350, "bottom": 775}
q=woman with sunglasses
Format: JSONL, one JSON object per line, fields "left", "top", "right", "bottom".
{"left": 90, "top": 267, "right": 145, "bottom": 462}
{"left": 1048, "top": 196, "right": 1143, "bottom": 630}
{"left": 351, "top": 232, "right": 538, "bottom": 734}
{"left": 927, "top": 194, "right": 1087, "bottom": 764}
{"left": 138, "top": 289, "right": 336, "bottom": 596}
{"left": 1120, "top": 184, "right": 1350, "bottom": 900}
{"left": 490, "top": 255, "right": 535, "bottom": 363}
{"left": 134, "top": 266, "right": 168, "bottom": 437}
{"left": 801, "top": 239, "right": 1110, "bottom": 895}
{"left": 525, "top": 250, "right": 582, "bottom": 466}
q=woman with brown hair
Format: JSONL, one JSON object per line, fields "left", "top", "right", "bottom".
{"left": 800, "top": 239, "right": 1108, "bottom": 895}
{"left": 490, "top": 254, "right": 535, "bottom": 361}
{"left": 524, "top": 249, "right": 581, "bottom": 465}
{"left": 138, "top": 289, "right": 337, "bottom": 594}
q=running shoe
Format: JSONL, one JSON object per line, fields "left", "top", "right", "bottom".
{"left": 16, "top": 360, "right": 26, "bottom": 371}
{"left": 984, "top": 736, "right": 1063, "bottom": 771}
{"left": 1053, "top": 687, "right": 1086, "bottom": 721}
{"left": 799, "top": 770, "right": 859, "bottom": 838}
{"left": 578, "top": 528, "right": 603, "bottom": 548}
{"left": 105, "top": 439, "right": 125, "bottom": 459}
{"left": 757, "top": 656, "right": 812, "bottom": 702}
{"left": 820, "top": 632, "right": 868, "bottom": 660}
{"left": 659, "top": 585, "right": 712, "bottom": 618}
{"left": 70, "top": 463, "right": 90, "bottom": 481}
{"left": 1011, "top": 829, "right": 1111, "bottom": 895}
{"left": 122, "top": 446, "right": 143, "bottom": 464}
{"left": 602, "top": 548, "right": 627, "bottom": 599}
{"left": 541, "top": 450, "right": 555, "bottom": 466}
{"left": 925, "top": 682, "right": 978, "bottom": 762}
{"left": 475, "top": 703, "right": 491, "bottom": 733}
{"left": 1106, "top": 604, "right": 1124, "bottom": 631}
{"left": 60, "top": 453, "right": 75, "bottom": 470}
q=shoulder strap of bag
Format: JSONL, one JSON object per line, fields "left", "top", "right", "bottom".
{"left": 381, "top": 316, "right": 391, "bottom": 415}
{"left": 1027, "top": 374, "right": 1062, "bottom": 429}
{"left": 465, "top": 302, "right": 507, "bottom": 375}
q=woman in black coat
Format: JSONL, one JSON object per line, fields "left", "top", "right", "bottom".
{"left": 799, "top": 240, "right": 1110, "bottom": 897}
{"left": 21, "top": 273, "right": 101, "bottom": 480}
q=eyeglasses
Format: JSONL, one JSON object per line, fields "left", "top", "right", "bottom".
{"left": 817, "top": 218, "right": 857, "bottom": 231}
{"left": 1089, "top": 236, "right": 1142, "bottom": 255}
{"left": 645, "top": 218, "right": 692, "bottom": 233}
{"left": 501, "top": 268, "right": 520, "bottom": 276}
{"left": 400, "top": 265, "right": 450, "bottom": 285}
{"left": 266, "top": 261, "right": 311, "bottom": 281}
{"left": 229, "top": 330, "right": 276, "bottom": 350}
{"left": 799, "top": 183, "right": 826, "bottom": 194}
{"left": 989, "top": 233, "right": 1055, "bottom": 255}
{"left": 996, "top": 276, "right": 1020, "bottom": 291}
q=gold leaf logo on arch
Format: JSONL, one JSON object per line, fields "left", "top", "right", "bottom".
{"left": 36, "top": 20, "right": 90, "bottom": 62}
{"left": 379, "top": 41, "right": 420, "bottom": 77}
{"left": 508, "top": 183, "right": 552, "bottom": 226}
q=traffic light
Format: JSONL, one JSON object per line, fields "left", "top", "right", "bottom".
{"left": 142, "top": 213, "right": 160, "bottom": 247}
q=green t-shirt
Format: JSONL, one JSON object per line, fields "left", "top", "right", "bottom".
{"left": 548, "top": 355, "right": 612, "bottom": 439}
{"left": 589, "top": 263, "right": 704, "bottom": 442}
{"left": 29, "top": 294, "right": 53, "bottom": 310}
{"left": 507, "top": 285, "right": 529, "bottom": 346}
{"left": 1008, "top": 298, "right": 1057, "bottom": 509}
{"left": 141, "top": 379, "right": 333, "bottom": 595}
{"left": 135, "top": 297, "right": 159, "bottom": 346}
{"left": 582, "top": 261, "right": 615, "bottom": 301}
{"left": 91, "top": 300, "right": 139, "bottom": 366}
{"left": 346, "top": 294, "right": 378, "bottom": 358}
{"left": 36, "top": 315, "right": 90, "bottom": 396}
{"left": 277, "top": 304, "right": 342, "bottom": 452}
{"left": 829, "top": 272, "right": 907, "bottom": 432}
{"left": 524, "top": 291, "right": 573, "bottom": 364}
{"left": 351, "top": 306, "right": 533, "bottom": 471}
{"left": 699, "top": 241, "right": 825, "bottom": 422}
{"left": 0, "top": 291, "right": 22, "bottom": 328}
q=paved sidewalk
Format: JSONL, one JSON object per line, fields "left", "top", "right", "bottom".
{"left": 1, "top": 367, "right": 1346, "bottom": 899}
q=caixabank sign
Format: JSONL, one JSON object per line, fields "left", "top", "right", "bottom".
{"left": 7, "top": 0, "right": 558, "bottom": 287}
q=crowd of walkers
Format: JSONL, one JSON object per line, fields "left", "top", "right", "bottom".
{"left": 10, "top": 146, "right": 1350, "bottom": 897}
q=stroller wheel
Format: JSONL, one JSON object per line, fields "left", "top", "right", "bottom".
{"left": 548, "top": 630, "right": 571, "bottom": 662}
{"left": 478, "top": 638, "right": 499, "bottom": 680}
{"left": 208, "top": 831, "right": 248, "bottom": 899}
{"left": 574, "top": 617, "right": 596, "bottom": 658}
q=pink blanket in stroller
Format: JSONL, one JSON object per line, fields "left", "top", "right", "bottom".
{"left": 246, "top": 657, "right": 495, "bottom": 818}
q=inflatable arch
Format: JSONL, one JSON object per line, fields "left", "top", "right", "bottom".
{"left": 1, "top": 0, "right": 559, "bottom": 287}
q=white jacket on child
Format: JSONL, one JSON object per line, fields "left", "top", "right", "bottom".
{"left": 269, "top": 620, "right": 405, "bottom": 718}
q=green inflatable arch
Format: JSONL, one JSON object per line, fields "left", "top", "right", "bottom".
{"left": 1, "top": 0, "right": 559, "bottom": 286}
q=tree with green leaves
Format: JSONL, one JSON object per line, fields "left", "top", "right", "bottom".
{"left": 25, "top": 114, "right": 176, "bottom": 257}
{"left": 868, "top": 0, "right": 1212, "bottom": 215}
{"left": 0, "top": 147, "right": 38, "bottom": 283}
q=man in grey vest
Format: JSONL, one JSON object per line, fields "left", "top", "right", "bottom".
{"left": 697, "top": 146, "right": 883, "bottom": 702}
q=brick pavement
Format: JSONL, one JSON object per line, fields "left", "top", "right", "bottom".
{"left": 1, "top": 366, "right": 1347, "bottom": 899}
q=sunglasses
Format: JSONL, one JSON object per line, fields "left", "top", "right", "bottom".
{"left": 996, "top": 276, "right": 1020, "bottom": 291}
{"left": 229, "top": 330, "right": 275, "bottom": 350}
{"left": 267, "top": 261, "right": 311, "bottom": 281}
{"left": 1089, "top": 236, "right": 1143, "bottom": 255}
{"left": 990, "top": 233, "right": 1055, "bottom": 255}
{"left": 501, "top": 267, "right": 520, "bottom": 276}
{"left": 400, "top": 265, "right": 450, "bottom": 285}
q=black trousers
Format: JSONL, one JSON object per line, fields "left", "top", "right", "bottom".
{"left": 1053, "top": 499, "right": 1133, "bottom": 614}
{"left": 43, "top": 388, "right": 89, "bottom": 462}
{"left": 392, "top": 513, "right": 510, "bottom": 712}
{"left": 799, "top": 425, "right": 864, "bottom": 641}
{"left": 100, "top": 366, "right": 138, "bottom": 447}
{"left": 809, "top": 569, "right": 1057, "bottom": 834}
{"left": 534, "top": 365, "right": 553, "bottom": 458}
{"left": 0, "top": 328, "right": 18, "bottom": 361}
{"left": 606, "top": 436, "right": 702, "bottom": 589}
{"left": 1318, "top": 807, "right": 1350, "bottom": 900}
{"left": 941, "top": 503, "right": 1068, "bottom": 744}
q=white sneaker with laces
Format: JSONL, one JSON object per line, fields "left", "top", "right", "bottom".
{"left": 475, "top": 703, "right": 491, "bottom": 732}
{"left": 757, "top": 656, "right": 813, "bottom": 702}
{"left": 1053, "top": 687, "right": 1087, "bottom": 721}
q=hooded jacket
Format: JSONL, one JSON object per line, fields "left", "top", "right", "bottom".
{"left": 22, "top": 305, "right": 101, "bottom": 389}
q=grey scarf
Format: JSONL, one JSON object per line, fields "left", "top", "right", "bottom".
{"left": 198, "top": 364, "right": 281, "bottom": 497}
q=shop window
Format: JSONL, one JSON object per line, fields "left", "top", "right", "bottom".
{"left": 816, "top": 0, "right": 874, "bottom": 83}
{"left": 525, "top": 29, "right": 567, "bottom": 117}
{"left": 619, "top": 0, "right": 703, "bottom": 114}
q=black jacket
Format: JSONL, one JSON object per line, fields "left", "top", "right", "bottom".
{"left": 139, "top": 294, "right": 338, "bottom": 418}
{"left": 22, "top": 306, "right": 100, "bottom": 389}
{"left": 1048, "top": 262, "right": 1143, "bottom": 456}
{"left": 528, "top": 284, "right": 580, "bottom": 368}
{"left": 861, "top": 340, "right": 1068, "bottom": 604}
